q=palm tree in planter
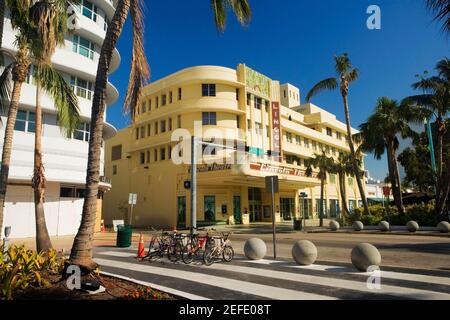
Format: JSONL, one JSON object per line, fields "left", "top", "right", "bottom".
{"left": 306, "top": 151, "right": 335, "bottom": 227}
{"left": 0, "top": 0, "right": 34, "bottom": 239}
{"left": 358, "top": 97, "right": 416, "bottom": 215}
{"left": 305, "top": 53, "right": 370, "bottom": 216}
{"left": 69, "top": 0, "right": 252, "bottom": 271}
{"left": 404, "top": 58, "right": 450, "bottom": 216}
{"left": 426, "top": 0, "right": 450, "bottom": 33}
{"left": 330, "top": 152, "right": 354, "bottom": 220}
{"left": 28, "top": 0, "right": 80, "bottom": 252}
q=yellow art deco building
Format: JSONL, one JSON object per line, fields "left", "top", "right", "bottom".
{"left": 103, "top": 65, "right": 365, "bottom": 228}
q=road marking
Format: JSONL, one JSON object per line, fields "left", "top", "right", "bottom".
{"left": 97, "top": 251, "right": 136, "bottom": 258}
{"left": 100, "top": 271, "right": 209, "bottom": 300}
{"left": 95, "top": 258, "right": 336, "bottom": 300}
{"left": 246, "top": 259, "right": 450, "bottom": 287}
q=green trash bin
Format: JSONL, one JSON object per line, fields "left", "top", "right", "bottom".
{"left": 116, "top": 225, "right": 133, "bottom": 248}
{"left": 293, "top": 219, "right": 303, "bottom": 231}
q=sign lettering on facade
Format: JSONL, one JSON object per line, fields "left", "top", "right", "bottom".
{"left": 271, "top": 102, "right": 282, "bottom": 162}
{"left": 251, "top": 163, "right": 318, "bottom": 179}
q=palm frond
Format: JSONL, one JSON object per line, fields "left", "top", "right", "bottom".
{"left": 334, "top": 53, "right": 351, "bottom": 74}
{"left": 436, "top": 57, "right": 450, "bottom": 81}
{"left": 347, "top": 68, "right": 359, "bottom": 83}
{"left": 426, "top": 0, "right": 450, "bottom": 33}
{"left": 0, "top": 62, "right": 13, "bottom": 115}
{"left": 305, "top": 77, "right": 337, "bottom": 102}
{"left": 229, "top": 0, "right": 252, "bottom": 27}
{"left": 123, "top": 0, "right": 151, "bottom": 119}
{"left": 37, "top": 63, "right": 80, "bottom": 137}
{"left": 211, "top": 0, "right": 252, "bottom": 33}
{"left": 211, "top": 0, "right": 227, "bottom": 32}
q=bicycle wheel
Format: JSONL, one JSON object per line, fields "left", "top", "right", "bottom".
{"left": 203, "top": 248, "right": 215, "bottom": 266}
{"left": 181, "top": 244, "right": 195, "bottom": 264}
{"left": 167, "top": 243, "right": 179, "bottom": 262}
{"left": 222, "top": 246, "right": 234, "bottom": 262}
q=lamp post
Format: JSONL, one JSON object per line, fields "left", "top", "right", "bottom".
{"left": 3, "top": 226, "right": 11, "bottom": 259}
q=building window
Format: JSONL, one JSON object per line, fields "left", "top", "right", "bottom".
{"left": 76, "top": 0, "right": 98, "bottom": 22}
{"left": 160, "top": 148, "right": 166, "bottom": 161}
{"left": 154, "top": 122, "right": 158, "bottom": 135}
{"left": 332, "top": 147, "right": 337, "bottom": 156}
{"left": 169, "top": 91, "right": 173, "bottom": 104}
{"left": 202, "top": 84, "right": 216, "bottom": 97}
{"left": 236, "top": 115, "right": 240, "bottom": 129}
{"left": 14, "top": 110, "right": 36, "bottom": 133}
{"left": 265, "top": 100, "right": 269, "bottom": 112}
{"left": 168, "top": 118, "right": 172, "bottom": 131}
{"left": 236, "top": 88, "right": 239, "bottom": 101}
{"left": 286, "top": 132, "right": 293, "bottom": 143}
{"left": 255, "top": 123, "right": 262, "bottom": 136}
{"left": 247, "top": 119, "right": 252, "bottom": 129}
{"left": 112, "top": 165, "right": 117, "bottom": 175}
{"left": 312, "top": 141, "right": 317, "bottom": 150}
{"left": 140, "top": 126, "right": 145, "bottom": 139}
{"left": 177, "top": 115, "right": 182, "bottom": 129}
{"left": 178, "top": 87, "right": 182, "bottom": 100}
{"left": 111, "top": 145, "right": 122, "bottom": 161}
{"left": 156, "top": 96, "right": 159, "bottom": 108}
{"left": 336, "top": 132, "right": 342, "bottom": 140}
{"left": 161, "top": 120, "right": 166, "bottom": 133}
{"left": 284, "top": 90, "right": 287, "bottom": 98}
{"left": 72, "top": 35, "right": 95, "bottom": 60}
{"left": 141, "top": 101, "right": 147, "bottom": 113}
{"left": 74, "top": 122, "right": 90, "bottom": 142}
{"left": 154, "top": 149, "right": 158, "bottom": 162}
{"left": 146, "top": 150, "right": 150, "bottom": 163}
{"left": 304, "top": 138, "right": 310, "bottom": 148}
{"left": 326, "top": 127, "right": 333, "bottom": 136}
{"left": 70, "top": 76, "right": 93, "bottom": 100}
{"left": 266, "top": 126, "right": 270, "bottom": 138}
{"left": 202, "top": 112, "right": 217, "bottom": 125}
{"left": 135, "top": 128, "right": 139, "bottom": 140}
{"left": 147, "top": 124, "right": 151, "bottom": 137}
{"left": 348, "top": 177, "right": 354, "bottom": 186}
{"left": 254, "top": 97, "right": 262, "bottom": 110}
{"left": 329, "top": 174, "right": 336, "bottom": 184}
{"left": 25, "top": 65, "right": 37, "bottom": 85}
{"left": 325, "top": 145, "right": 330, "bottom": 154}
{"left": 148, "top": 99, "right": 152, "bottom": 111}
{"left": 246, "top": 93, "right": 252, "bottom": 106}
{"left": 168, "top": 145, "right": 172, "bottom": 160}
{"left": 161, "top": 94, "right": 167, "bottom": 106}
{"left": 296, "top": 135, "right": 301, "bottom": 145}
{"left": 140, "top": 152, "right": 145, "bottom": 165}
{"left": 204, "top": 196, "right": 216, "bottom": 221}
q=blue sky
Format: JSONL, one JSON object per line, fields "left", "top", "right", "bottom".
{"left": 107, "top": 0, "right": 449, "bottom": 180}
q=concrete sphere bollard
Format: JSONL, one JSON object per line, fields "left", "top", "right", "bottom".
{"left": 292, "top": 240, "right": 318, "bottom": 266}
{"left": 378, "top": 221, "right": 390, "bottom": 232}
{"left": 353, "top": 221, "right": 364, "bottom": 231}
{"left": 244, "top": 238, "right": 267, "bottom": 260}
{"left": 329, "top": 220, "right": 340, "bottom": 231}
{"left": 351, "top": 243, "right": 382, "bottom": 272}
{"left": 406, "top": 221, "right": 419, "bottom": 233}
{"left": 437, "top": 221, "right": 450, "bottom": 233}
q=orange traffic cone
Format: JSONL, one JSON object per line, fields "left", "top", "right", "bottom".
{"left": 100, "top": 220, "right": 106, "bottom": 233}
{"left": 137, "top": 233, "right": 145, "bottom": 258}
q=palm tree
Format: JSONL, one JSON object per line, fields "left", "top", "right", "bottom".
{"left": 426, "top": 0, "right": 450, "bottom": 33}
{"left": 404, "top": 58, "right": 450, "bottom": 216}
{"left": 359, "top": 97, "right": 416, "bottom": 215}
{"left": 331, "top": 152, "right": 354, "bottom": 219}
{"left": 0, "top": 0, "right": 34, "bottom": 239}
{"left": 307, "top": 151, "right": 335, "bottom": 227}
{"left": 305, "top": 53, "right": 370, "bottom": 216}
{"left": 69, "top": 0, "right": 252, "bottom": 271}
{"left": 27, "top": 0, "right": 80, "bottom": 252}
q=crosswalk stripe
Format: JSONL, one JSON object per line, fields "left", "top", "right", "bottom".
{"left": 245, "top": 259, "right": 450, "bottom": 287}
{"left": 200, "top": 261, "right": 450, "bottom": 300}
{"left": 95, "top": 258, "right": 337, "bottom": 300}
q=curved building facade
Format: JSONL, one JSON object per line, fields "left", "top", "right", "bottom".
{"left": 0, "top": 1, "right": 119, "bottom": 238}
{"left": 104, "top": 65, "right": 365, "bottom": 229}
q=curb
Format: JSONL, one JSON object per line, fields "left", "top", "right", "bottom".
{"left": 307, "top": 230, "right": 450, "bottom": 238}
{"left": 99, "top": 271, "right": 209, "bottom": 301}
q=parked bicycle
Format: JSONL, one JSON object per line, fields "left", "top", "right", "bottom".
{"left": 203, "top": 232, "right": 234, "bottom": 266}
{"left": 181, "top": 227, "right": 215, "bottom": 264}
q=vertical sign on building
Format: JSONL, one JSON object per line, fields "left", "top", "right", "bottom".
{"left": 271, "top": 102, "right": 282, "bottom": 162}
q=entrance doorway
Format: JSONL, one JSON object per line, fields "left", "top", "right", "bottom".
{"left": 280, "top": 198, "right": 295, "bottom": 221}
{"left": 248, "top": 188, "right": 262, "bottom": 222}
{"left": 233, "top": 196, "right": 242, "bottom": 224}
{"left": 177, "top": 196, "right": 186, "bottom": 227}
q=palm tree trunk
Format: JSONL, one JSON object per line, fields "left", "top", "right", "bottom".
{"left": 435, "top": 118, "right": 444, "bottom": 215}
{"left": 69, "top": 0, "right": 131, "bottom": 271}
{"left": 339, "top": 173, "right": 349, "bottom": 217}
{"left": 33, "top": 77, "right": 52, "bottom": 252}
{"left": 0, "top": 80, "right": 23, "bottom": 238}
{"left": 387, "top": 139, "right": 405, "bottom": 214}
{"left": 342, "top": 93, "right": 370, "bottom": 215}
{"left": 0, "top": 0, "right": 5, "bottom": 50}
{"left": 319, "top": 177, "right": 325, "bottom": 227}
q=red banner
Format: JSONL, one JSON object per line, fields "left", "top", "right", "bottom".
{"left": 271, "top": 102, "right": 282, "bottom": 162}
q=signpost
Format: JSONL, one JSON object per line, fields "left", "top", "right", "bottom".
{"left": 266, "top": 176, "right": 279, "bottom": 260}
{"left": 300, "top": 192, "right": 307, "bottom": 229}
{"left": 128, "top": 193, "right": 137, "bottom": 225}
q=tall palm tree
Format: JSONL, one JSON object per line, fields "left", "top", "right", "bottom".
{"left": 305, "top": 53, "right": 370, "bottom": 216}
{"left": 359, "top": 97, "right": 416, "bottom": 215}
{"left": 307, "top": 151, "right": 334, "bottom": 227}
{"left": 426, "top": 0, "right": 450, "bottom": 33}
{"left": 27, "top": 0, "right": 80, "bottom": 252}
{"left": 69, "top": 0, "right": 252, "bottom": 271}
{"left": 404, "top": 58, "right": 450, "bottom": 216}
{"left": 331, "top": 152, "right": 354, "bottom": 219}
{"left": 0, "top": 0, "right": 34, "bottom": 239}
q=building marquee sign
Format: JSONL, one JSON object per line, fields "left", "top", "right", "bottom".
{"left": 191, "top": 164, "right": 232, "bottom": 173}
{"left": 271, "top": 102, "right": 282, "bottom": 162}
{"left": 250, "top": 163, "right": 318, "bottom": 179}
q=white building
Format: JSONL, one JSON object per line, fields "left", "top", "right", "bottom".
{"left": 0, "top": 1, "right": 119, "bottom": 239}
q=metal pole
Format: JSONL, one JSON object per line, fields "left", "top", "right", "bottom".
{"left": 271, "top": 179, "right": 277, "bottom": 260}
{"left": 130, "top": 203, "right": 134, "bottom": 226}
{"left": 190, "top": 136, "right": 197, "bottom": 235}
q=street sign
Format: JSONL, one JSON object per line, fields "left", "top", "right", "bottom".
{"left": 300, "top": 192, "right": 307, "bottom": 198}
{"left": 265, "top": 176, "right": 279, "bottom": 194}
{"left": 128, "top": 193, "right": 137, "bottom": 205}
